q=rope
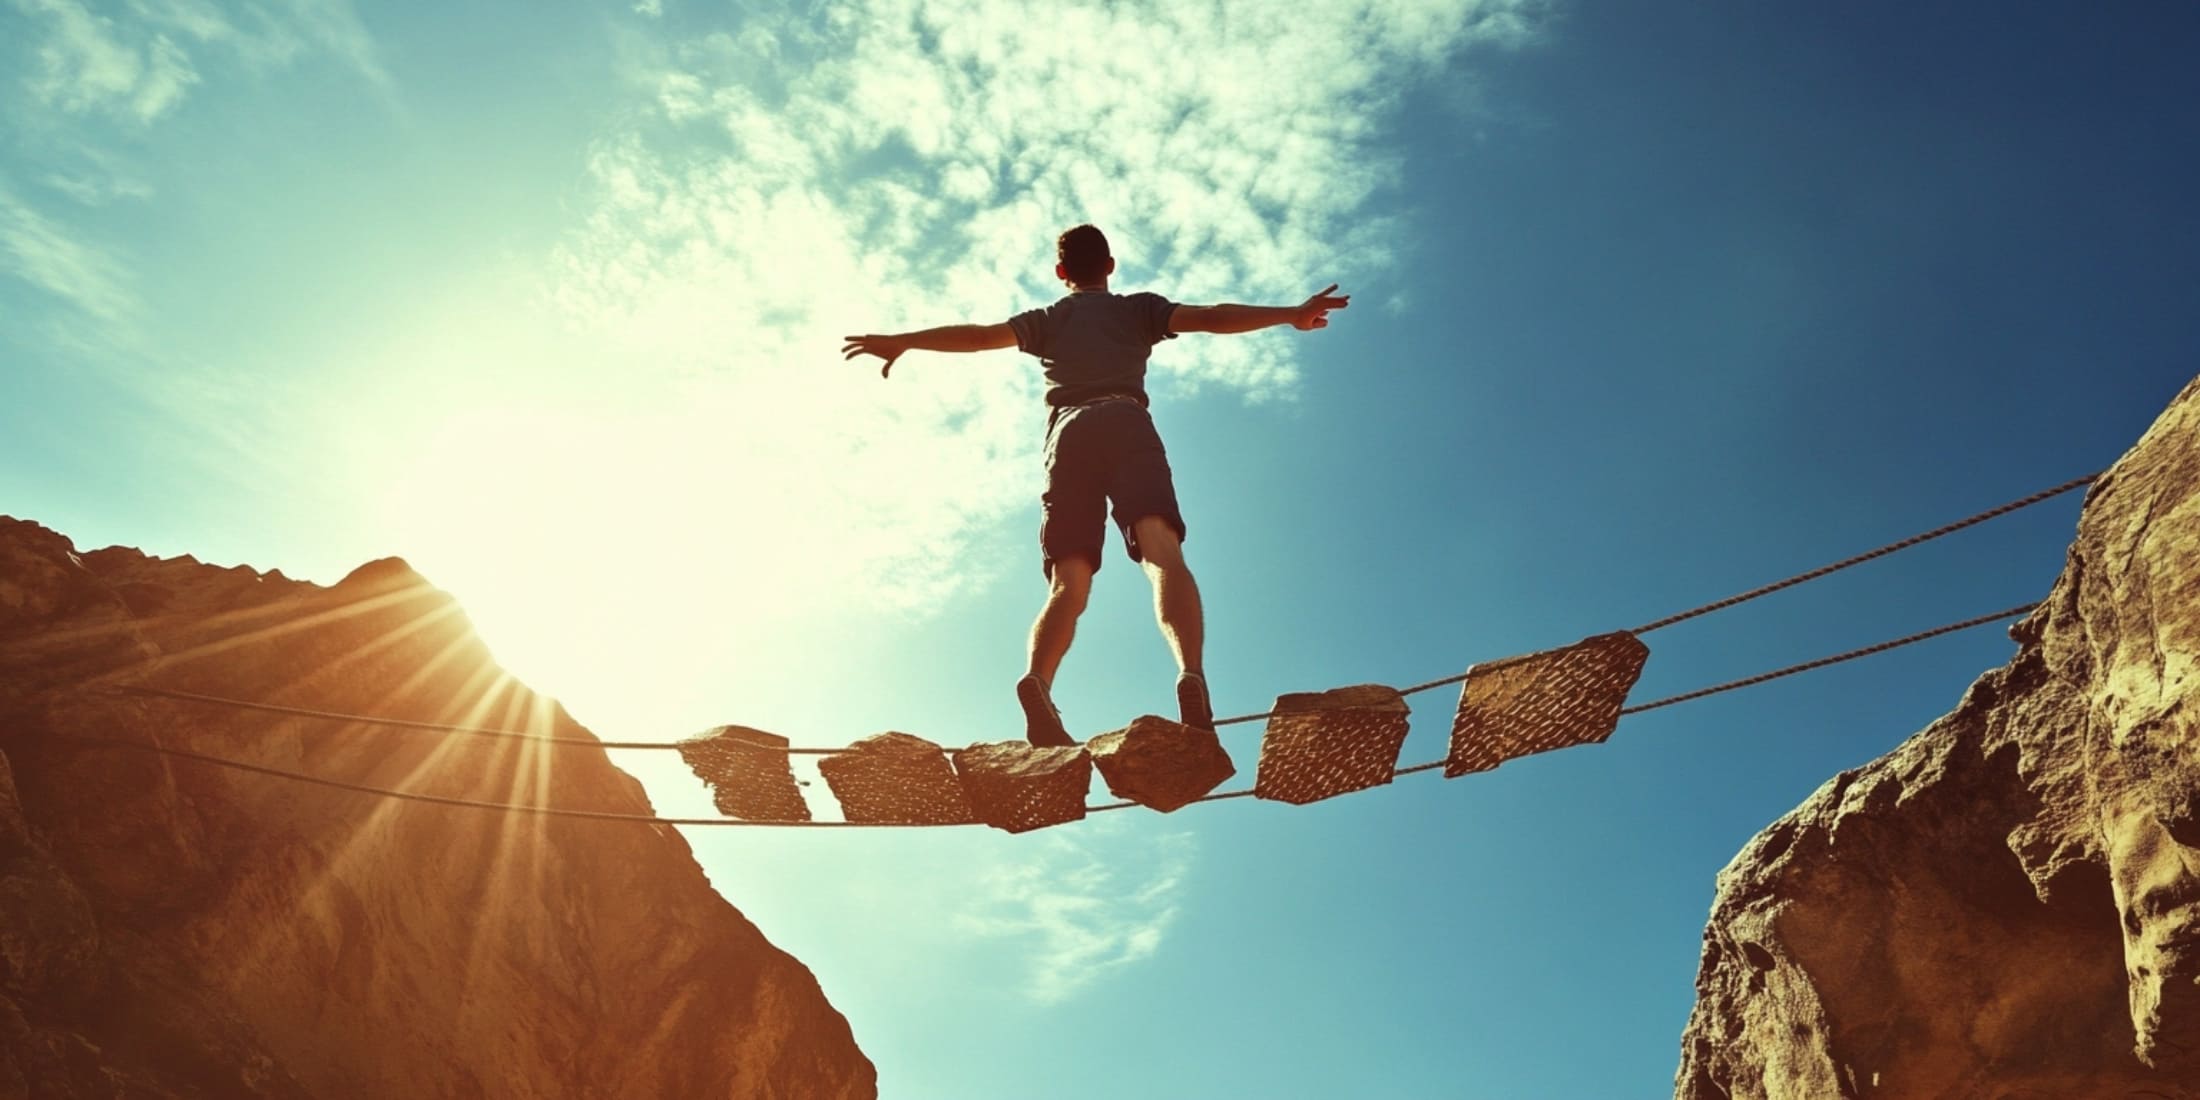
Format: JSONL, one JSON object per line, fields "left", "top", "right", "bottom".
{"left": 42, "top": 733, "right": 945, "bottom": 827}
{"left": 90, "top": 471, "right": 2097, "bottom": 753}
{"left": 1203, "top": 474, "right": 2092, "bottom": 728}
{"left": 52, "top": 603, "right": 2032, "bottom": 827}
{"left": 1205, "top": 602, "right": 2042, "bottom": 806}
{"left": 1617, "top": 603, "right": 2036, "bottom": 715}
{"left": 99, "top": 684, "right": 840, "bottom": 754}
{"left": 1214, "top": 652, "right": 1540, "bottom": 728}
{"left": 1628, "top": 472, "right": 2096, "bottom": 635}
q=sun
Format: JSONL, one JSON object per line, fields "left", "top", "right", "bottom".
{"left": 378, "top": 405, "right": 806, "bottom": 735}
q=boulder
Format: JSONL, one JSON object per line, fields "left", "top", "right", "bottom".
{"left": 1088, "top": 715, "right": 1237, "bottom": 813}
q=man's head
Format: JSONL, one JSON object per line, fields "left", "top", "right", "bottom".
{"left": 1055, "top": 224, "right": 1115, "bottom": 288}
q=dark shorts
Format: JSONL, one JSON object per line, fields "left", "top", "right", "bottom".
{"left": 1040, "top": 399, "right": 1186, "bottom": 577}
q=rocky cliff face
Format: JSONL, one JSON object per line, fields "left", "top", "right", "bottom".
{"left": 1677, "top": 376, "right": 2200, "bottom": 1099}
{"left": 0, "top": 528, "right": 876, "bottom": 1099}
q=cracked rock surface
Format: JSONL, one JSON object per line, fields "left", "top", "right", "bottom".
{"left": 0, "top": 526, "right": 877, "bottom": 1099}
{"left": 1678, "top": 376, "right": 2200, "bottom": 1099}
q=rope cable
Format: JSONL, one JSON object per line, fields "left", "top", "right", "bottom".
{"left": 1616, "top": 603, "right": 2036, "bottom": 715}
{"left": 1627, "top": 472, "right": 2095, "bottom": 636}
{"left": 1215, "top": 652, "right": 1541, "bottom": 727}
{"left": 43, "top": 733, "right": 946, "bottom": 827}
{"left": 99, "top": 684, "right": 840, "bottom": 754}
{"left": 1168, "top": 474, "right": 2091, "bottom": 728}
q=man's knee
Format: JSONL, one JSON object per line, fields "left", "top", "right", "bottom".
{"left": 1132, "top": 515, "right": 1187, "bottom": 571}
{"left": 1048, "top": 555, "right": 1096, "bottom": 607}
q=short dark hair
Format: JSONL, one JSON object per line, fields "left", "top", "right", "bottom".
{"left": 1056, "top": 224, "right": 1111, "bottom": 284}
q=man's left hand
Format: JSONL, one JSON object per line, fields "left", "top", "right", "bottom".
{"left": 1292, "top": 285, "right": 1350, "bottom": 331}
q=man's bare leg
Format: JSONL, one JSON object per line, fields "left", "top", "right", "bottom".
{"left": 1133, "top": 516, "right": 1213, "bottom": 729}
{"left": 1027, "top": 555, "right": 1094, "bottom": 686}
{"left": 1132, "top": 517, "right": 1202, "bottom": 673}
{"left": 1020, "top": 555, "right": 1093, "bottom": 746}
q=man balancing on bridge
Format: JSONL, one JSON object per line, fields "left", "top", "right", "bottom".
{"left": 841, "top": 224, "right": 1349, "bottom": 747}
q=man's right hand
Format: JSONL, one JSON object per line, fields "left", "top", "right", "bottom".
{"left": 1292, "top": 284, "right": 1350, "bottom": 331}
{"left": 841, "top": 334, "right": 910, "bottom": 378}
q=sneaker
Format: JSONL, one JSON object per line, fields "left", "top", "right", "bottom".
{"left": 1176, "top": 671, "right": 1214, "bottom": 731}
{"left": 1017, "top": 675, "right": 1075, "bottom": 747}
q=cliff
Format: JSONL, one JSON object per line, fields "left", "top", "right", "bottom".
{"left": 0, "top": 526, "right": 876, "bottom": 1099}
{"left": 1677, "top": 376, "right": 2200, "bottom": 1098}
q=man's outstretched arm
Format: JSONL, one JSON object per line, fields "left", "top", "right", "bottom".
{"left": 841, "top": 322, "right": 1016, "bottom": 378}
{"left": 1169, "top": 284, "right": 1349, "bottom": 336}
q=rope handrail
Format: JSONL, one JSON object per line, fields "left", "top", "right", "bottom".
{"left": 97, "top": 685, "right": 836, "bottom": 753}
{"left": 1626, "top": 472, "right": 2095, "bottom": 635}
{"left": 1213, "top": 653, "right": 1542, "bottom": 727}
{"left": 101, "top": 471, "right": 2095, "bottom": 747}
{"left": 1615, "top": 603, "right": 2036, "bottom": 715}
{"left": 43, "top": 733, "right": 920, "bottom": 827}
{"left": 57, "top": 603, "right": 2038, "bottom": 827}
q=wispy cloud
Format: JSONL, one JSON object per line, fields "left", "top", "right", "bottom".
{"left": 264, "top": 0, "right": 392, "bottom": 89}
{"left": 41, "top": 168, "right": 153, "bottom": 206}
{"left": 1, "top": 0, "right": 395, "bottom": 383}
{"left": 954, "top": 823, "right": 1196, "bottom": 1004}
{"left": 0, "top": 182, "right": 134, "bottom": 322}
{"left": 1, "top": 0, "right": 393, "bottom": 335}
{"left": 12, "top": 0, "right": 199, "bottom": 124}
{"left": 6, "top": 0, "right": 389, "bottom": 126}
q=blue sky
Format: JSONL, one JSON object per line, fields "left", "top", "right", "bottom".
{"left": 5, "top": 1, "right": 2197, "bottom": 1096}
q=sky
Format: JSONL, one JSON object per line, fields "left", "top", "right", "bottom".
{"left": 4, "top": 1, "right": 2198, "bottom": 1096}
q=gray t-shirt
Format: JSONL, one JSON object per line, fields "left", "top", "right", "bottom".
{"left": 1009, "top": 290, "right": 1179, "bottom": 408}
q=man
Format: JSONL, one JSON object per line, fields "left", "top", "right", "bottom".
{"left": 841, "top": 224, "right": 1348, "bottom": 746}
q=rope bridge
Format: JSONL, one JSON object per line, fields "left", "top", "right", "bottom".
{"left": 70, "top": 472, "right": 2097, "bottom": 832}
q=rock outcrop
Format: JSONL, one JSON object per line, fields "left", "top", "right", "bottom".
{"left": 1677, "top": 376, "right": 2200, "bottom": 1099}
{"left": 0, "top": 524, "right": 876, "bottom": 1099}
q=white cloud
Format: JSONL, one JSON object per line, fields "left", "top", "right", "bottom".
{"left": 954, "top": 823, "right": 1196, "bottom": 1004}
{"left": 539, "top": 0, "right": 1550, "bottom": 622}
